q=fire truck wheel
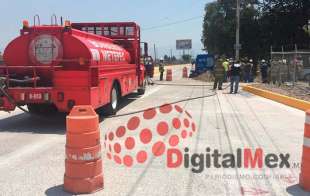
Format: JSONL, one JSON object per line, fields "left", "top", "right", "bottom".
{"left": 27, "top": 104, "right": 58, "bottom": 115}
{"left": 104, "top": 84, "right": 119, "bottom": 115}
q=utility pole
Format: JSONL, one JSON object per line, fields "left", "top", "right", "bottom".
{"left": 235, "top": 0, "right": 240, "bottom": 61}
{"left": 153, "top": 44, "right": 157, "bottom": 63}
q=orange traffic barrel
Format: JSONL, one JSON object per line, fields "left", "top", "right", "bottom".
{"left": 64, "top": 105, "right": 103, "bottom": 194}
{"left": 182, "top": 67, "right": 188, "bottom": 78}
{"left": 300, "top": 110, "right": 310, "bottom": 192}
{"left": 166, "top": 69, "right": 172, "bottom": 81}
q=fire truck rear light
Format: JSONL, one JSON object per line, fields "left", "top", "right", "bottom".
{"left": 57, "top": 92, "right": 64, "bottom": 102}
{"left": 20, "top": 93, "right": 25, "bottom": 101}
{"left": 22, "top": 20, "right": 29, "bottom": 28}
{"left": 64, "top": 20, "right": 71, "bottom": 28}
{"left": 43, "top": 93, "right": 50, "bottom": 101}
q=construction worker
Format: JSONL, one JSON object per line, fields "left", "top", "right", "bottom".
{"left": 230, "top": 60, "right": 241, "bottom": 94}
{"left": 227, "top": 58, "right": 234, "bottom": 78}
{"left": 240, "top": 57, "right": 247, "bottom": 82}
{"left": 244, "top": 59, "right": 253, "bottom": 83}
{"left": 223, "top": 59, "right": 229, "bottom": 82}
{"left": 158, "top": 58, "right": 165, "bottom": 81}
{"left": 260, "top": 59, "right": 268, "bottom": 83}
{"left": 213, "top": 57, "right": 225, "bottom": 90}
{"left": 145, "top": 57, "right": 154, "bottom": 85}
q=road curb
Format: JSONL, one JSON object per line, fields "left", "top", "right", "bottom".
{"left": 243, "top": 85, "right": 310, "bottom": 111}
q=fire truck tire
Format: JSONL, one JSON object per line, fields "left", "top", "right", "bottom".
{"left": 104, "top": 84, "right": 119, "bottom": 115}
{"left": 27, "top": 104, "right": 58, "bottom": 115}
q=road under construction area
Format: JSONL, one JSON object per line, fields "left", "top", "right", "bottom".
{"left": 0, "top": 65, "right": 308, "bottom": 196}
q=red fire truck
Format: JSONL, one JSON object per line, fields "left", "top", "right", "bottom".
{"left": 0, "top": 19, "right": 148, "bottom": 115}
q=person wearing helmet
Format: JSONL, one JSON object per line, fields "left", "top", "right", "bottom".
{"left": 222, "top": 58, "right": 229, "bottom": 82}
{"left": 244, "top": 58, "right": 253, "bottom": 83}
{"left": 230, "top": 60, "right": 241, "bottom": 94}
{"left": 145, "top": 57, "right": 154, "bottom": 85}
{"left": 260, "top": 59, "right": 268, "bottom": 83}
{"left": 213, "top": 56, "right": 225, "bottom": 90}
{"left": 158, "top": 58, "right": 165, "bottom": 81}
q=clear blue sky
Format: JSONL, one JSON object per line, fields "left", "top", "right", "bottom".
{"left": 0, "top": 0, "right": 212, "bottom": 58}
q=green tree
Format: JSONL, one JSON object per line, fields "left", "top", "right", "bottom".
{"left": 202, "top": 0, "right": 310, "bottom": 59}
{"left": 164, "top": 55, "right": 170, "bottom": 62}
{"left": 182, "top": 54, "right": 191, "bottom": 62}
{"left": 259, "top": 0, "right": 310, "bottom": 51}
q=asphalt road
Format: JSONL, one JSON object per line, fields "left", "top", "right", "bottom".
{"left": 0, "top": 65, "right": 308, "bottom": 196}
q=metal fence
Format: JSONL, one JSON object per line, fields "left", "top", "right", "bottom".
{"left": 270, "top": 46, "right": 310, "bottom": 85}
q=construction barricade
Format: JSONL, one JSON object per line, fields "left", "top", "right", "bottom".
{"left": 182, "top": 67, "right": 188, "bottom": 78}
{"left": 64, "top": 105, "right": 103, "bottom": 194}
{"left": 166, "top": 69, "right": 172, "bottom": 81}
{"left": 300, "top": 110, "right": 310, "bottom": 192}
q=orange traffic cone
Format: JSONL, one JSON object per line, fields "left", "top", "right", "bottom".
{"left": 300, "top": 110, "right": 310, "bottom": 192}
{"left": 64, "top": 106, "right": 103, "bottom": 194}
{"left": 182, "top": 67, "right": 188, "bottom": 78}
{"left": 166, "top": 69, "right": 172, "bottom": 81}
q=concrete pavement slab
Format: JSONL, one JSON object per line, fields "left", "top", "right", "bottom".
{"left": 0, "top": 66, "right": 308, "bottom": 196}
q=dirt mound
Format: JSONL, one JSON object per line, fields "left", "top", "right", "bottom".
{"left": 192, "top": 72, "right": 214, "bottom": 82}
{"left": 252, "top": 83, "right": 310, "bottom": 102}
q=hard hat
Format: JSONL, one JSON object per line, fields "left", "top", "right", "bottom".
{"left": 160, "top": 58, "right": 164, "bottom": 61}
{"left": 262, "top": 59, "right": 266, "bottom": 63}
{"left": 249, "top": 59, "right": 253, "bottom": 63}
{"left": 234, "top": 63, "right": 241, "bottom": 68}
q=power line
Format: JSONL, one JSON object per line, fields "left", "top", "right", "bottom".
{"left": 142, "top": 15, "right": 203, "bottom": 31}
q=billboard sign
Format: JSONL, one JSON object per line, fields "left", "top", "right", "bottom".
{"left": 176, "top": 39, "right": 192, "bottom": 50}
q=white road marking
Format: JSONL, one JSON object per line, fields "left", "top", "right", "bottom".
{"left": 0, "top": 137, "right": 59, "bottom": 168}
{"left": 141, "top": 86, "right": 162, "bottom": 99}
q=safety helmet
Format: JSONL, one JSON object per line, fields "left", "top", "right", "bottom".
{"left": 249, "top": 59, "right": 253, "bottom": 63}
{"left": 262, "top": 59, "right": 266, "bottom": 63}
